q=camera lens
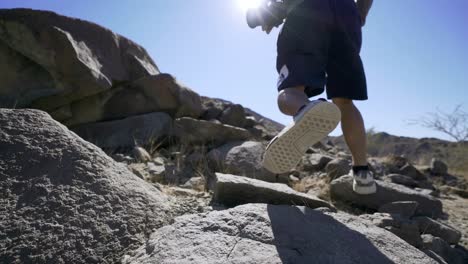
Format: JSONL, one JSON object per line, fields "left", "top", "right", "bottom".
{"left": 246, "top": 9, "right": 262, "bottom": 29}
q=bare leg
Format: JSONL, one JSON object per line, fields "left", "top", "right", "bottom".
{"left": 277, "top": 86, "right": 309, "bottom": 116}
{"left": 332, "top": 98, "right": 367, "bottom": 166}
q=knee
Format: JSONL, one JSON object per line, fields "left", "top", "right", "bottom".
{"left": 277, "top": 87, "right": 306, "bottom": 115}
{"left": 332, "top": 97, "right": 354, "bottom": 109}
{"left": 277, "top": 90, "right": 289, "bottom": 114}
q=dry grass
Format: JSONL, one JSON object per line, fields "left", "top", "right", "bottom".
{"left": 292, "top": 175, "right": 331, "bottom": 201}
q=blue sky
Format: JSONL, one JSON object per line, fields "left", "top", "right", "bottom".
{"left": 1, "top": 0, "right": 467, "bottom": 140}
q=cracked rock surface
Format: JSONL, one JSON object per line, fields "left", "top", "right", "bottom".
{"left": 0, "top": 109, "right": 171, "bottom": 264}
{"left": 124, "top": 204, "right": 437, "bottom": 264}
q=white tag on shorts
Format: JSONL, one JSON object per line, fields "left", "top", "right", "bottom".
{"left": 278, "top": 65, "right": 289, "bottom": 86}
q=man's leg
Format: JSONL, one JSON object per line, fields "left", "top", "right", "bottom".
{"left": 331, "top": 97, "right": 367, "bottom": 166}
{"left": 277, "top": 86, "right": 309, "bottom": 116}
{"left": 332, "top": 97, "right": 376, "bottom": 194}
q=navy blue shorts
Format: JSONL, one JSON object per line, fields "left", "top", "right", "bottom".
{"left": 277, "top": 0, "right": 367, "bottom": 100}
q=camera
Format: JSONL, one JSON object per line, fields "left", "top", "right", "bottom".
{"left": 246, "top": 1, "right": 287, "bottom": 29}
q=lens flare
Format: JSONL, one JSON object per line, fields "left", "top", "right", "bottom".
{"left": 237, "top": 0, "right": 264, "bottom": 11}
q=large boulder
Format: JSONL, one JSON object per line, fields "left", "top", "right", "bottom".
{"left": 0, "top": 8, "right": 158, "bottom": 111}
{"left": 72, "top": 112, "right": 173, "bottom": 149}
{"left": 208, "top": 141, "right": 277, "bottom": 182}
{"left": 0, "top": 9, "right": 204, "bottom": 127}
{"left": 125, "top": 204, "right": 437, "bottom": 264}
{"left": 0, "top": 109, "right": 171, "bottom": 263}
{"left": 330, "top": 175, "right": 443, "bottom": 218}
{"left": 213, "top": 173, "right": 333, "bottom": 209}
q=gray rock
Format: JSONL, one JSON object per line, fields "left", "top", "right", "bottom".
{"left": 381, "top": 174, "right": 435, "bottom": 191}
{"left": 246, "top": 125, "right": 263, "bottom": 139}
{"left": 359, "top": 213, "right": 422, "bottom": 247}
{"left": 252, "top": 124, "right": 278, "bottom": 140}
{"left": 384, "top": 174, "right": 420, "bottom": 188}
{"left": 129, "top": 73, "right": 203, "bottom": 119}
{"left": 369, "top": 158, "right": 386, "bottom": 176}
{"left": 152, "top": 156, "right": 165, "bottom": 166}
{"left": 208, "top": 141, "right": 277, "bottom": 182}
{"left": 128, "top": 163, "right": 147, "bottom": 180}
{"left": 64, "top": 73, "right": 202, "bottom": 126}
{"left": 0, "top": 109, "right": 170, "bottom": 263}
{"left": 336, "top": 151, "right": 353, "bottom": 161}
{"left": 303, "top": 153, "right": 333, "bottom": 172}
{"left": 132, "top": 146, "right": 151, "bottom": 162}
{"left": 383, "top": 156, "right": 409, "bottom": 173}
{"left": 378, "top": 201, "right": 419, "bottom": 218}
{"left": 330, "top": 175, "right": 443, "bottom": 218}
{"left": 180, "top": 177, "right": 205, "bottom": 191}
{"left": 201, "top": 107, "right": 223, "bottom": 121}
{"left": 0, "top": 9, "right": 161, "bottom": 126}
{"left": 243, "top": 105, "right": 284, "bottom": 134}
{"left": 414, "top": 217, "right": 462, "bottom": 245}
{"left": 174, "top": 117, "right": 251, "bottom": 146}
{"left": 72, "top": 112, "right": 172, "bottom": 149}
{"left": 244, "top": 115, "right": 257, "bottom": 128}
{"left": 218, "top": 104, "right": 246, "bottom": 128}
{"left": 0, "top": 10, "right": 204, "bottom": 127}
{"left": 431, "top": 158, "right": 448, "bottom": 175}
{"left": 359, "top": 213, "right": 402, "bottom": 228}
{"left": 125, "top": 204, "right": 437, "bottom": 264}
{"left": 416, "top": 180, "right": 436, "bottom": 191}
{"left": 400, "top": 163, "right": 427, "bottom": 181}
{"left": 312, "top": 141, "right": 331, "bottom": 151}
{"left": 213, "top": 173, "right": 333, "bottom": 209}
{"left": 196, "top": 96, "right": 286, "bottom": 141}
{"left": 325, "top": 158, "right": 351, "bottom": 180}
{"left": 289, "top": 175, "right": 300, "bottom": 183}
{"left": 111, "top": 153, "right": 134, "bottom": 163}
{"left": 147, "top": 162, "right": 166, "bottom": 183}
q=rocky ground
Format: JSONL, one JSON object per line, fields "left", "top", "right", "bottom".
{"left": 440, "top": 195, "right": 468, "bottom": 248}
{"left": 1, "top": 8, "right": 467, "bottom": 264}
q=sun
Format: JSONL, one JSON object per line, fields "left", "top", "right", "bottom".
{"left": 237, "top": 0, "right": 264, "bottom": 11}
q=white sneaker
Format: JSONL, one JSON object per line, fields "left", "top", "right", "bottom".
{"left": 352, "top": 170, "right": 377, "bottom": 195}
{"left": 262, "top": 100, "right": 341, "bottom": 174}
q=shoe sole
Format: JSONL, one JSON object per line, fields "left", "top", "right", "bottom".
{"left": 353, "top": 180, "right": 377, "bottom": 195}
{"left": 263, "top": 101, "right": 341, "bottom": 174}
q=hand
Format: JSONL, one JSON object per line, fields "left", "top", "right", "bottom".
{"left": 262, "top": 24, "right": 273, "bottom": 34}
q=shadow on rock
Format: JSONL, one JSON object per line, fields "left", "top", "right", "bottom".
{"left": 267, "top": 205, "right": 395, "bottom": 264}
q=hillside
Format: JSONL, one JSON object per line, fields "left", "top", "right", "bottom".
{"left": 331, "top": 132, "right": 468, "bottom": 178}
